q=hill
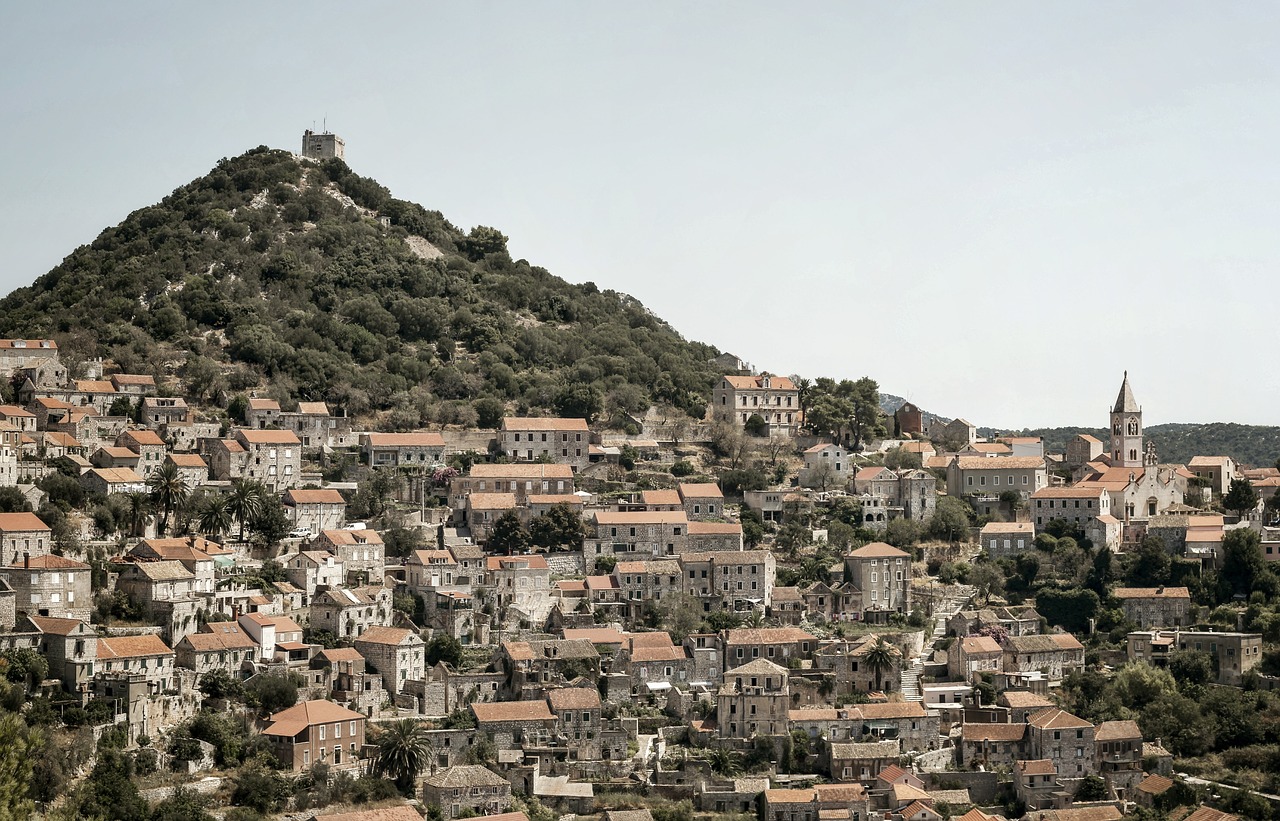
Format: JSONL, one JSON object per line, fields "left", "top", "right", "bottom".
{"left": 1006, "top": 423, "right": 1280, "bottom": 468}
{"left": 0, "top": 148, "right": 723, "bottom": 429}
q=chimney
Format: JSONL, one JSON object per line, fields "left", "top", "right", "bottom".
{"left": 23, "top": 552, "right": 28, "bottom": 569}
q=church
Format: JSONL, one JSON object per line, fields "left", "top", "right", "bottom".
{"left": 1076, "top": 373, "right": 1190, "bottom": 539}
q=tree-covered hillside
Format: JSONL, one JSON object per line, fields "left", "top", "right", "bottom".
{"left": 0, "top": 148, "right": 720, "bottom": 427}
{"left": 1009, "top": 423, "right": 1280, "bottom": 468}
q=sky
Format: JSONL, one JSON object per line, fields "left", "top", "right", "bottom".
{"left": 2, "top": 3, "right": 1278, "bottom": 429}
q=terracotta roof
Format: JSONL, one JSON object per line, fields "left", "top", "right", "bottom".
{"left": 127, "top": 560, "right": 194, "bottom": 581}
{"left": 501, "top": 417, "right": 589, "bottom": 431}
{"left": 725, "top": 627, "right": 817, "bottom": 645}
{"left": 97, "top": 634, "right": 173, "bottom": 659}
{"left": 1094, "top": 719, "right": 1141, "bottom": 741}
{"left": 486, "top": 554, "right": 549, "bottom": 571}
{"left": 1113, "top": 586, "right": 1190, "bottom": 600}
{"left": 166, "top": 453, "right": 208, "bottom": 467}
{"left": 9, "top": 554, "right": 86, "bottom": 569}
{"left": 999, "top": 691, "right": 1053, "bottom": 708}
{"left": 365, "top": 432, "right": 446, "bottom": 447}
{"left": 0, "top": 339, "right": 56, "bottom": 349}
{"left": 1004, "top": 634, "right": 1083, "bottom": 653}
{"left": 641, "top": 489, "right": 681, "bottom": 506}
{"left": 725, "top": 658, "right": 788, "bottom": 677}
{"left": 0, "top": 513, "right": 48, "bottom": 532}
{"left": 314, "top": 805, "right": 425, "bottom": 821}
{"left": 629, "top": 645, "right": 688, "bottom": 663}
{"left": 321, "top": 529, "right": 385, "bottom": 545}
{"left": 467, "top": 463, "right": 573, "bottom": 479}
{"left": 29, "top": 615, "right": 85, "bottom": 635}
{"left": 247, "top": 398, "right": 280, "bottom": 411}
{"left": 722, "top": 375, "right": 798, "bottom": 391}
{"left": 236, "top": 429, "right": 301, "bottom": 445}
{"left": 98, "top": 446, "right": 138, "bottom": 460}
{"left": 678, "top": 482, "right": 724, "bottom": 499}
{"left": 472, "top": 700, "right": 555, "bottom": 723}
{"left": 1136, "top": 774, "right": 1174, "bottom": 795}
{"left": 952, "top": 456, "right": 1046, "bottom": 470}
{"left": 1028, "top": 708, "right": 1092, "bottom": 730}
{"left": 547, "top": 688, "right": 601, "bottom": 710}
{"left": 263, "top": 699, "right": 364, "bottom": 737}
{"left": 468, "top": 492, "right": 518, "bottom": 510}
{"left": 353, "top": 626, "right": 419, "bottom": 646}
{"left": 687, "top": 521, "right": 741, "bottom": 535}
{"left": 120, "top": 429, "right": 164, "bottom": 446}
{"left": 763, "top": 789, "right": 817, "bottom": 804}
{"left": 853, "top": 701, "right": 927, "bottom": 720}
{"left": 111, "top": 374, "right": 154, "bottom": 386}
{"left": 961, "top": 723, "right": 1027, "bottom": 742}
{"left": 562, "top": 627, "right": 625, "bottom": 645}
{"left": 319, "top": 647, "right": 364, "bottom": 662}
{"left": 90, "top": 467, "right": 144, "bottom": 484}
{"left": 296, "top": 402, "right": 330, "bottom": 415}
{"left": 959, "top": 636, "right": 1003, "bottom": 655}
{"left": 847, "top": 542, "right": 911, "bottom": 559}
{"left": 181, "top": 629, "right": 256, "bottom": 652}
{"left": 1031, "top": 486, "right": 1107, "bottom": 498}
{"left": 285, "top": 489, "right": 346, "bottom": 505}
{"left": 980, "top": 522, "right": 1034, "bottom": 534}
{"left": 1015, "top": 759, "right": 1056, "bottom": 775}
{"left": 594, "top": 510, "right": 689, "bottom": 525}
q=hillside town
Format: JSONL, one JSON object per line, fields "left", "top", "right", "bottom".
{"left": 0, "top": 320, "right": 1275, "bottom": 821}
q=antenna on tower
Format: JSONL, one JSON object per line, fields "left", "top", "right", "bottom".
{"left": 323, "top": 114, "right": 327, "bottom": 133}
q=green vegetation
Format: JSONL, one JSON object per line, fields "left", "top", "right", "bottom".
{"left": 1010, "top": 422, "right": 1280, "bottom": 468}
{"left": 0, "top": 149, "right": 722, "bottom": 421}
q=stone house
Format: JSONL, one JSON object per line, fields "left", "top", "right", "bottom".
{"left": 616, "top": 641, "right": 694, "bottom": 694}
{"left": 811, "top": 636, "right": 904, "bottom": 695}
{"left": 1030, "top": 485, "right": 1112, "bottom": 531}
{"left": 471, "top": 699, "right": 558, "bottom": 749}
{"left": 614, "top": 559, "right": 682, "bottom": 620}
{"left": 129, "top": 537, "right": 221, "bottom": 594}
{"left": 826, "top": 739, "right": 902, "bottom": 784}
{"left": 768, "top": 586, "right": 804, "bottom": 624}
{"left": 245, "top": 398, "right": 282, "bottom": 429}
{"left": 499, "top": 417, "right": 591, "bottom": 472}
{"left": 716, "top": 658, "right": 790, "bottom": 740}
{"left": 723, "top": 626, "right": 816, "bottom": 671}
{"left": 362, "top": 431, "right": 447, "bottom": 468}
{"left": 0, "top": 512, "right": 52, "bottom": 565}
{"left": 1026, "top": 708, "right": 1095, "bottom": 778}
{"left": 547, "top": 686, "right": 608, "bottom": 758}
{"left": 1188, "top": 456, "right": 1238, "bottom": 497}
{"left": 109, "top": 373, "right": 156, "bottom": 397}
{"left": 116, "top": 428, "right": 166, "bottom": 478}
{"left": 96, "top": 634, "right": 176, "bottom": 693}
{"left": 680, "top": 549, "right": 776, "bottom": 612}
{"left": 422, "top": 765, "right": 512, "bottom": 819}
{"left": 31, "top": 615, "right": 96, "bottom": 693}
{"left": 930, "top": 417, "right": 977, "bottom": 446}
{"left": 1001, "top": 634, "right": 1085, "bottom": 682}
{"left": 959, "top": 723, "right": 1028, "bottom": 769}
{"left": 1169, "top": 630, "right": 1261, "bottom": 686}
{"left": 234, "top": 428, "right": 302, "bottom": 491}
{"left": 2, "top": 553, "right": 91, "bottom": 620}
{"left": 448, "top": 464, "right": 574, "bottom": 510}
{"left": 763, "top": 785, "right": 870, "bottom": 821}
{"left": 678, "top": 482, "right": 725, "bottom": 520}
{"left": 842, "top": 543, "right": 911, "bottom": 621}
{"left": 1112, "top": 586, "right": 1191, "bottom": 629}
{"left": 352, "top": 625, "right": 426, "bottom": 695}
{"left": 947, "top": 456, "right": 1048, "bottom": 500}
{"left": 980, "top": 522, "right": 1034, "bottom": 559}
{"left": 711, "top": 374, "right": 800, "bottom": 435}
{"left": 205, "top": 438, "right": 249, "bottom": 482}
{"left": 140, "top": 396, "right": 189, "bottom": 429}
{"left": 312, "top": 529, "right": 385, "bottom": 586}
{"left": 686, "top": 521, "right": 744, "bottom": 553}
{"left": 465, "top": 492, "right": 519, "bottom": 544}
{"left": 81, "top": 467, "right": 147, "bottom": 496}
{"left": 283, "top": 488, "right": 347, "bottom": 535}
{"left": 282, "top": 402, "right": 345, "bottom": 449}
{"left": 586, "top": 510, "right": 690, "bottom": 559}
{"left": 1014, "top": 759, "right": 1067, "bottom": 812}
{"left": 501, "top": 639, "right": 600, "bottom": 697}
{"left": 1065, "top": 434, "right": 1104, "bottom": 469}
{"left": 948, "top": 635, "right": 1003, "bottom": 682}
{"left": 486, "top": 554, "right": 551, "bottom": 608}
{"left": 263, "top": 699, "right": 366, "bottom": 771}
{"left": 165, "top": 453, "right": 209, "bottom": 487}
{"left": 90, "top": 445, "right": 140, "bottom": 472}
{"left": 174, "top": 622, "right": 257, "bottom": 676}
{"left": 406, "top": 549, "right": 462, "bottom": 593}
{"left": 310, "top": 586, "right": 393, "bottom": 640}
{"left": 284, "top": 551, "right": 345, "bottom": 599}
{"left": 1095, "top": 719, "right": 1144, "bottom": 796}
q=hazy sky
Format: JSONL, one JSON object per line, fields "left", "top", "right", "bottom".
{"left": 2, "top": 3, "right": 1277, "bottom": 429}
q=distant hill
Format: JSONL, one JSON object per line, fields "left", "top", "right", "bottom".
{"left": 0, "top": 148, "right": 723, "bottom": 427}
{"left": 1004, "top": 423, "right": 1280, "bottom": 468}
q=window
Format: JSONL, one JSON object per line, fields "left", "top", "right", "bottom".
{"left": 320, "top": 725, "right": 326, "bottom": 741}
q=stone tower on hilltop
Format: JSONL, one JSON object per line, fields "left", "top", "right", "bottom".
{"left": 302, "top": 129, "right": 345, "bottom": 160}
{"left": 1110, "top": 371, "right": 1143, "bottom": 469}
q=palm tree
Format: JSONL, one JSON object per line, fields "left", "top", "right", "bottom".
{"left": 197, "top": 494, "right": 233, "bottom": 540}
{"left": 372, "top": 718, "right": 433, "bottom": 794}
{"left": 863, "top": 637, "right": 897, "bottom": 694}
{"left": 147, "top": 462, "right": 189, "bottom": 537}
{"left": 123, "top": 491, "right": 151, "bottom": 538}
{"left": 707, "top": 746, "right": 744, "bottom": 777}
{"left": 227, "top": 479, "right": 264, "bottom": 541}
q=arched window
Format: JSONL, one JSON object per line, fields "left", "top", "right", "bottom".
{"left": 1127, "top": 418, "right": 1139, "bottom": 436}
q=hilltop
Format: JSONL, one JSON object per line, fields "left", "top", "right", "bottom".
{"left": 0, "top": 147, "right": 721, "bottom": 428}
{"left": 1005, "top": 422, "right": 1280, "bottom": 468}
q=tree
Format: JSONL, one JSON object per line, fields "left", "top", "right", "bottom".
{"left": 740, "top": 507, "right": 765, "bottom": 548}
{"left": 706, "top": 747, "right": 744, "bottom": 777}
{"left": 148, "top": 461, "right": 189, "bottom": 537}
{"left": 0, "top": 713, "right": 39, "bottom": 819}
{"left": 929, "top": 496, "right": 971, "bottom": 542}
{"left": 0, "top": 487, "right": 29, "bottom": 514}
{"left": 1224, "top": 477, "right": 1260, "bottom": 518}
{"left": 775, "top": 521, "right": 811, "bottom": 560}
{"left": 372, "top": 719, "right": 433, "bottom": 794}
{"left": 1221, "top": 527, "right": 1265, "bottom": 599}
{"left": 1126, "top": 535, "right": 1171, "bottom": 587}
{"left": 71, "top": 750, "right": 148, "bottom": 821}
{"left": 968, "top": 562, "right": 1004, "bottom": 605}
{"left": 653, "top": 593, "right": 704, "bottom": 643}
{"left": 248, "top": 500, "right": 290, "bottom": 548}
{"left": 426, "top": 634, "right": 463, "bottom": 668}
{"left": 1167, "top": 650, "right": 1215, "bottom": 688}
{"left": 230, "top": 765, "right": 290, "bottom": 814}
{"left": 553, "top": 385, "right": 603, "bottom": 424}
{"left": 883, "top": 517, "right": 920, "bottom": 548}
{"left": 198, "top": 669, "right": 245, "bottom": 700}
{"left": 884, "top": 447, "right": 923, "bottom": 471}
{"left": 246, "top": 672, "right": 298, "bottom": 715}
{"left": 743, "top": 414, "right": 768, "bottom": 437}
{"left": 487, "top": 510, "right": 529, "bottom": 555}
{"left": 197, "top": 494, "right": 233, "bottom": 540}
{"left": 529, "top": 503, "right": 587, "bottom": 551}
{"left": 227, "top": 479, "right": 265, "bottom": 541}
{"left": 2, "top": 647, "right": 49, "bottom": 693}
{"left": 123, "top": 491, "right": 151, "bottom": 538}
{"left": 1075, "top": 775, "right": 1108, "bottom": 802}
{"left": 152, "top": 786, "right": 216, "bottom": 821}
{"left": 863, "top": 638, "right": 896, "bottom": 693}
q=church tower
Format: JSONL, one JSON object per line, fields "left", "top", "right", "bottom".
{"left": 1110, "top": 371, "right": 1143, "bottom": 468}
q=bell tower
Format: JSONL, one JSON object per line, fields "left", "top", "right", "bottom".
{"left": 1110, "top": 371, "right": 1143, "bottom": 468}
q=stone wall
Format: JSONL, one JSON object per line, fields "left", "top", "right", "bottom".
{"left": 922, "top": 770, "right": 999, "bottom": 803}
